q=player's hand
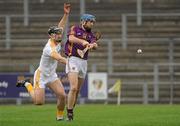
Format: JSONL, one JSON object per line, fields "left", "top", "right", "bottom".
{"left": 92, "top": 43, "right": 98, "bottom": 49}
{"left": 59, "top": 57, "right": 67, "bottom": 65}
{"left": 64, "top": 3, "right": 71, "bottom": 14}
{"left": 88, "top": 43, "right": 98, "bottom": 50}
{"left": 82, "top": 40, "right": 89, "bottom": 47}
{"left": 87, "top": 44, "right": 94, "bottom": 50}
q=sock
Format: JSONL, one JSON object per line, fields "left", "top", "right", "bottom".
{"left": 67, "top": 108, "right": 73, "bottom": 114}
{"left": 67, "top": 108, "right": 73, "bottom": 120}
{"left": 25, "top": 83, "right": 33, "bottom": 93}
{"left": 57, "top": 110, "right": 64, "bottom": 117}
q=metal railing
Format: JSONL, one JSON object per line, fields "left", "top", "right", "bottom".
{"left": 91, "top": 63, "right": 180, "bottom": 104}
{"left": 121, "top": 12, "right": 180, "bottom": 49}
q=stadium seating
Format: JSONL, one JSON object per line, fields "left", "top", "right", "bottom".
{"left": 0, "top": 0, "right": 180, "bottom": 103}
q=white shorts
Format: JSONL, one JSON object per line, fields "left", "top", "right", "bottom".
{"left": 66, "top": 56, "right": 87, "bottom": 78}
{"left": 33, "top": 69, "right": 59, "bottom": 88}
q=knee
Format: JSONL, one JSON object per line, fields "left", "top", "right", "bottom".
{"left": 61, "top": 92, "right": 66, "bottom": 100}
{"left": 57, "top": 92, "right": 66, "bottom": 100}
{"left": 70, "top": 86, "right": 78, "bottom": 93}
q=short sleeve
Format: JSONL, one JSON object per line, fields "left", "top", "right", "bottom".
{"left": 43, "top": 43, "right": 56, "bottom": 57}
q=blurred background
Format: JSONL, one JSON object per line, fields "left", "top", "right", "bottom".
{"left": 0, "top": 0, "right": 180, "bottom": 105}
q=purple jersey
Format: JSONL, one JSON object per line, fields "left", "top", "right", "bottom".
{"left": 65, "top": 25, "right": 96, "bottom": 60}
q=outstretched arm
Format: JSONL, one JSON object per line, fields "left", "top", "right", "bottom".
{"left": 58, "top": 3, "right": 71, "bottom": 32}
{"left": 51, "top": 51, "right": 67, "bottom": 64}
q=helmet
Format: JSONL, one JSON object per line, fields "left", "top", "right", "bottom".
{"left": 80, "top": 14, "right": 96, "bottom": 22}
{"left": 48, "top": 26, "right": 63, "bottom": 35}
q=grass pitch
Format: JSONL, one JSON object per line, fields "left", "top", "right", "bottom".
{"left": 0, "top": 104, "right": 180, "bottom": 126}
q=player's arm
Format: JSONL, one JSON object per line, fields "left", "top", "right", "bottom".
{"left": 89, "top": 31, "right": 101, "bottom": 50}
{"left": 58, "top": 3, "right": 71, "bottom": 32}
{"left": 89, "top": 42, "right": 98, "bottom": 50}
{"left": 51, "top": 51, "right": 67, "bottom": 64}
{"left": 69, "top": 34, "right": 89, "bottom": 47}
{"left": 87, "top": 38, "right": 99, "bottom": 50}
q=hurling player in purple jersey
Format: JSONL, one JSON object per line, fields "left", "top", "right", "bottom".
{"left": 65, "top": 14, "right": 98, "bottom": 121}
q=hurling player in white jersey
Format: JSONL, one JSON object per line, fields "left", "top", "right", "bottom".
{"left": 16, "top": 3, "right": 70, "bottom": 121}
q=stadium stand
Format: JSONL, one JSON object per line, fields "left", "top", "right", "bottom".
{"left": 0, "top": 0, "right": 180, "bottom": 103}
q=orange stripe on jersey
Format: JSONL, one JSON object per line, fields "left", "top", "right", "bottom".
{"left": 34, "top": 69, "right": 41, "bottom": 89}
{"left": 68, "top": 42, "right": 73, "bottom": 56}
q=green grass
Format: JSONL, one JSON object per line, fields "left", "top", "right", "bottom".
{"left": 0, "top": 104, "right": 180, "bottom": 126}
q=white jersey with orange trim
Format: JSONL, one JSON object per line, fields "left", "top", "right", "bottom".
{"left": 39, "top": 39, "right": 61, "bottom": 76}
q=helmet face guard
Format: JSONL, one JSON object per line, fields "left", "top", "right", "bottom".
{"left": 48, "top": 26, "right": 63, "bottom": 35}
{"left": 48, "top": 26, "right": 63, "bottom": 42}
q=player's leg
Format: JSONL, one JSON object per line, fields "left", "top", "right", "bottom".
{"left": 16, "top": 80, "right": 45, "bottom": 105}
{"left": 73, "top": 77, "right": 84, "bottom": 107}
{"left": 33, "top": 88, "right": 45, "bottom": 105}
{"left": 32, "top": 69, "right": 45, "bottom": 105}
{"left": 67, "top": 72, "right": 79, "bottom": 109}
{"left": 66, "top": 72, "right": 79, "bottom": 121}
{"left": 48, "top": 79, "right": 66, "bottom": 121}
{"left": 66, "top": 56, "right": 84, "bottom": 121}
{"left": 73, "top": 59, "right": 87, "bottom": 107}
{"left": 16, "top": 78, "right": 34, "bottom": 97}
{"left": 16, "top": 69, "right": 45, "bottom": 105}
